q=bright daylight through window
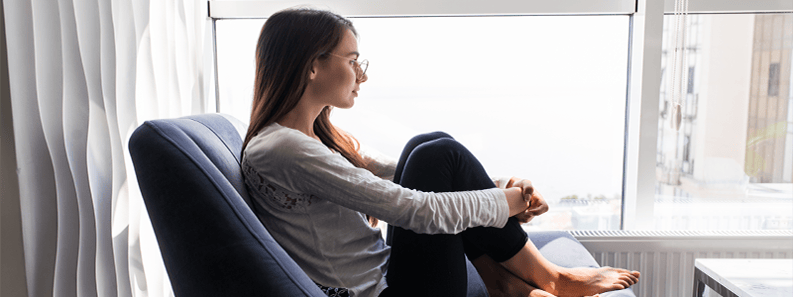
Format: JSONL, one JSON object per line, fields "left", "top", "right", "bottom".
{"left": 215, "top": 11, "right": 793, "bottom": 231}
{"left": 216, "top": 16, "right": 630, "bottom": 231}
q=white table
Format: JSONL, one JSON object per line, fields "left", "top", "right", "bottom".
{"left": 693, "top": 258, "right": 793, "bottom": 297}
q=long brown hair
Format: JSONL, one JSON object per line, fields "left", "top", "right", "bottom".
{"left": 242, "top": 8, "right": 366, "bottom": 169}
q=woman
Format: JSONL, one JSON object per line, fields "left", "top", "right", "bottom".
{"left": 241, "top": 8, "right": 639, "bottom": 297}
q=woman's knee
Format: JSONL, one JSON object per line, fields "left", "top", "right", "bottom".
{"left": 395, "top": 132, "right": 455, "bottom": 185}
{"left": 405, "top": 131, "right": 453, "bottom": 149}
{"left": 402, "top": 138, "right": 470, "bottom": 176}
{"left": 411, "top": 137, "right": 466, "bottom": 159}
{"left": 405, "top": 137, "right": 494, "bottom": 191}
{"left": 398, "top": 138, "right": 465, "bottom": 191}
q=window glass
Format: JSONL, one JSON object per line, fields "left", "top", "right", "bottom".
{"left": 656, "top": 13, "right": 793, "bottom": 230}
{"left": 216, "top": 16, "right": 631, "bottom": 230}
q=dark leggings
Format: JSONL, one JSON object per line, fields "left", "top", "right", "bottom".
{"left": 381, "top": 132, "right": 528, "bottom": 297}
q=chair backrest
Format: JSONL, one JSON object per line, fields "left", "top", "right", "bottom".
{"left": 129, "top": 114, "right": 324, "bottom": 296}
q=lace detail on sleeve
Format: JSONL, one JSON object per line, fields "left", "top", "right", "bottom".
{"left": 242, "top": 160, "right": 318, "bottom": 211}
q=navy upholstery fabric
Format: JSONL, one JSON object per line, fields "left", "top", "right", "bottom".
{"left": 465, "top": 258, "right": 489, "bottom": 297}
{"left": 528, "top": 231, "right": 636, "bottom": 297}
{"left": 129, "top": 114, "right": 325, "bottom": 296}
{"left": 128, "top": 113, "right": 632, "bottom": 297}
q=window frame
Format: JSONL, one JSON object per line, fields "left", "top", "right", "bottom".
{"left": 207, "top": 0, "right": 793, "bottom": 230}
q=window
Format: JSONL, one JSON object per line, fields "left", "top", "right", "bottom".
{"left": 655, "top": 13, "right": 793, "bottom": 230}
{"left": 216, "top": 16, "right": 631, "bottom": 231}
{"left": 210, "top": 0, "right": 793, "bottom": 231}
{"left": 769, "top": 62, "right": 780, "bottom": 97}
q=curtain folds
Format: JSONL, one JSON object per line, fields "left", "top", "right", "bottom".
{"left": 3, "top": 0, "right": 212, "bottom": 296}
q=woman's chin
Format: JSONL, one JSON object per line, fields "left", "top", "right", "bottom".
{"left": 340, "top": 97, "right": 356, "bottom": 109}
{"left": 334, "top": 101, "right": 355, "bottom": 109}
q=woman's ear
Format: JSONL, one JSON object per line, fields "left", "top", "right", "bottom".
{"left": 309, "top": 59, "right": 320, "bottom": 80}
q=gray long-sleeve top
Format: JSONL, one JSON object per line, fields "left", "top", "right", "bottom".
{"left": 242, "top": 123, "right": 509, "bottom": 297}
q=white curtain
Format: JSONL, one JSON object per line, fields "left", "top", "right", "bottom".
{"left": 3, "top": 0, "right": 213, "bottom": 296}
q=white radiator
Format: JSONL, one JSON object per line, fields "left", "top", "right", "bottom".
{"left": 569, "top": 230, "right": 793, "bottom": 297}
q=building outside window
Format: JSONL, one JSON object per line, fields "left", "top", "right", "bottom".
{"left": 655, "top": 13, "right": 793, "bottom": 230}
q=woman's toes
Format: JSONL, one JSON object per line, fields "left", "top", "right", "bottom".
{"left": 626, "top": 271, "right": 640, "bottom": 284}
{"left": 618, "top": 279, "right": 630, "bottom": 289}
{"left": 629, "top": 275, "right": 639, "bottom": 285}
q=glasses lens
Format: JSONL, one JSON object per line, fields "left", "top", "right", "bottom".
{"left": 358, "top": 60, "right": 369, "bottom": 80}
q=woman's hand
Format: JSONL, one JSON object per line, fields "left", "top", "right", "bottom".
{"left": 514, "top": 191, "right": 548, "bottom": 224}
{"left": 504, "top": 187, "right": 530, "bottom": 217}
{"left": 504, "top": 178, "right": 549, "bottom": 223}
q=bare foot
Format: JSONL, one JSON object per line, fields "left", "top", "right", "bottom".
{"left": 473, "top": 255, "right": 557, "bottom": 297}
{"left": 548, "top": 267, "right": 640, "bottom": 297}
{"left": 499, "top": 241, "right": 640, "bottom": 297}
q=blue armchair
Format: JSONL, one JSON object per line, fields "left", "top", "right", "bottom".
{"left": 128, "top": 114, "right": 634, "bottom": 297}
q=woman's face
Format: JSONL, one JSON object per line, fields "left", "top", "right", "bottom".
{"left": 307, "top": 29, "right": 367, "bottom": 109}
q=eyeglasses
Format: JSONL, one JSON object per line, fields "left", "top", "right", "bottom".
{"left": 325, "top": 52, "right": 369, "bottom": 81}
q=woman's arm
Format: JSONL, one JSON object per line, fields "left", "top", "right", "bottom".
{"left": 246, "top": 129, "right": 511, "bottom": 234}
{"left": 503, "top": 187, "right": 531, "bottom": 217}
{"left": 359, "top": 144, "right": 397, "bottom": 181}
{"left": 357, "top": 144, "right": 539, "bottom": 220}
{"left": 496, "top": 177, "right": 550, "bottom": 223}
